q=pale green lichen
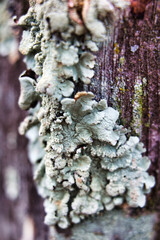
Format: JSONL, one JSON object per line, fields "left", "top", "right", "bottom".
{"left": 18, "top": 72, "right": 39, "bottom": 110}
{"left": 18, "top": 0, "right": 155, "bottom": 229}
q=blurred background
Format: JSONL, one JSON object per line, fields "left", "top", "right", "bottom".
{"left": 0, "top": 0, "right": 48, "bottom": 239}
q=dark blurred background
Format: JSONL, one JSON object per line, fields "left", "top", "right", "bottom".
{"left": 0, "top": 1, "right": 48, "bottom": 239}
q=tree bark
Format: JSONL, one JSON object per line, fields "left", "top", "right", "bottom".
{"left": 93, "top": 0, "right": 160, "bottom": 209}
{"left": 0, "top": 0, "right": 159, "bottom": 240}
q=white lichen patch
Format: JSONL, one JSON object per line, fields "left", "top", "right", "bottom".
{"left": 18, "top": 0, "right": 155, "bottom": 229}
{"left": 18, "top": 72, "right": 39, "bottom": 110}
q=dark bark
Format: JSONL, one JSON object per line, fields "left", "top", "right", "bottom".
{"left": 0, "top": 56, "right": 49, "bottom": 240}
{"left": 94, "top": 0, "right": 160, "bottom": 212}
{"left": 0, "top": 0, "right": 159, "bottom": 240}
{"left": 93, "top": 1, "right": 160, "bottom": 238}
{"left": 93, "top": 0, "right": 160, "bottom": 207}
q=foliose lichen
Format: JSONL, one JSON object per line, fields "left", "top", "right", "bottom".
{"left": 18, "top": 0, "right": 155, "bottom": 229}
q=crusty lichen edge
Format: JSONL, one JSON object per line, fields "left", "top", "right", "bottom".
{"left": 18, "top": 0, "right": 155, "bottom": 229}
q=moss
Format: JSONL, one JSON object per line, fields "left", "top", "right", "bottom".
{"left": 131, "top": 77, "right": 147, "bottom": 136}
{"left": 119, "top": 56, "right": 125, "bottom": 65}
{"left": 114, "top": 43, "right": 120, "bottom": 54}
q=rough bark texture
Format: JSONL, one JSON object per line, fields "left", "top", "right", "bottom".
{"left": 91, "top": 1, "right": 160, "bottom": 238}
{"left": 92, "top": 0, "right": 160, "bottom": 209}
{"left": 0, "top": 0, "right": 159, "bottom": 240}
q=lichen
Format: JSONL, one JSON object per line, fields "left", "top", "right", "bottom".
{"left": 18, "top": 0, "right": 155, "bottom": 229}
{"left": 50, "top": 210, "right": 156, "bottom": 240}
{"left": 18, "top": 71, "right": 39, "bottom": 110}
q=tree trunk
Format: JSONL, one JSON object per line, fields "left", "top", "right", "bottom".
{"left": 0, "top": 0, "right": 159, "bottom": 240}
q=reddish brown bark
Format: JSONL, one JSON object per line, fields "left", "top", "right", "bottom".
{"left": 94, "top": 0, "right": 160, "bottom": 209}
{"left": 130, "top": 0, "right": 152, "bottom": 15}
{"left": 92, "top": 1, "right": 160, "bottom": 237}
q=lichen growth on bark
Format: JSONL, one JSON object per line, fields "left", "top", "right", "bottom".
{"left": 131, "top": 76, "right": 147, "bottom": 135}
{"left": 18, "top": 0, "right": 155, "bottom": 229}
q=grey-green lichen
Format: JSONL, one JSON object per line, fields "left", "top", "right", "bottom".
{"left": 49, "top": 210, "right": 156, "bottom": 240}
{"left": 18, "top": 0, "right": 155, "bottom": 229}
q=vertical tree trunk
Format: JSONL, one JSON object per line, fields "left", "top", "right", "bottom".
{"left": 0, "top": 0, "right": 159, "bottom": 240}
{"left": 94, "top": 0, "right": 160, "bottom": 209}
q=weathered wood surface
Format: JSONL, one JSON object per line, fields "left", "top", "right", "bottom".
{"left": 92, "top": 1, "right": 160, "bottom": 238}
{"left": 0, "top": 0, "right": 159, "bottom": 240}
{"left": 94, "top": 0, "right": 160, "bottom": 207}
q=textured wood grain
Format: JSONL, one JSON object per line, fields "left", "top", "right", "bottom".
{"left": 94, "top": 0, "right": 160, "bottom": 210}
